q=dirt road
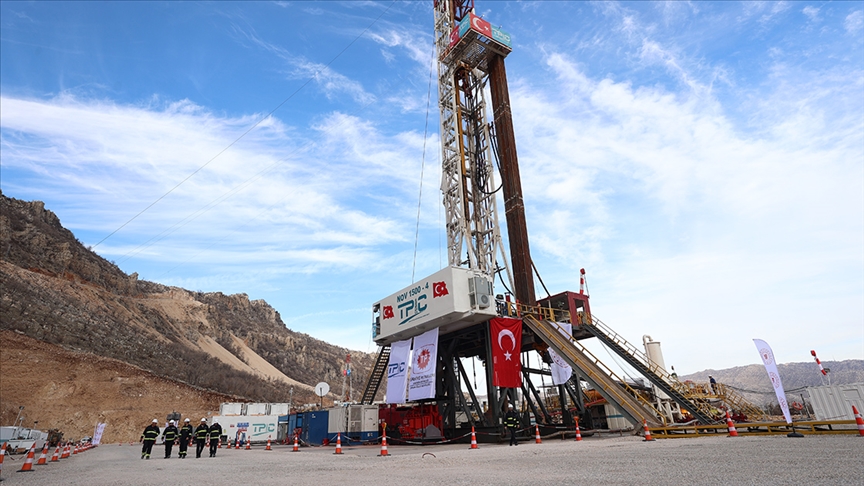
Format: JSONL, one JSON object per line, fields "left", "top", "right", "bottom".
{"left": 2, "top": 434, "right": 861, "bottom": 485}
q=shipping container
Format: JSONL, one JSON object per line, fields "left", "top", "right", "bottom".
{"left": 270, "top": 403, "right": 290, "bottom": 416}
{"left": 219, "top": 403, "right": 245, "bottom": 416}
{"left": 327, "top": 405, "right": 378, "bottom": 443}
{"left": 301, "top": 411, "right": 329, "bottom": 445}
{"left": 210, "top": 415, "right": 280, "bottom": 443}
{"left": 807, "top": 383, "right": 864, "bottom": 422}
{"left": 246, "top": 403, "right": 269, "bottom": 415}
{"left": 373, "top": 266, "right": 496, "bottom": 345}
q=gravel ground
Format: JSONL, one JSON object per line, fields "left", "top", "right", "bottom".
{"left": 2, "top": 434, "right": 862, "bottom": 485}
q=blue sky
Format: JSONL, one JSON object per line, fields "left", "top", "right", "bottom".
{"left": 2, "top": 1, "right": 862, "bottom": 376}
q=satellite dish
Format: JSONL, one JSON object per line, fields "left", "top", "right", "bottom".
{"left": 315, "top": 382, "right": 330, "bottom": 397}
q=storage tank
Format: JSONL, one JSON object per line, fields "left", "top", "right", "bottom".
{"left": 643, "top": 335, "right": 670, "bottom": 401}
{"left": 643, "top": 335, "right": 667, "bottom": 372}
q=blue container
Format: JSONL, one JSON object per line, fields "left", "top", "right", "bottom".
{"left": 287, "top": 413, "right": 301, "bottom": 439}
{"left": 302, "top": 411, "right": 329, "bottom": 445}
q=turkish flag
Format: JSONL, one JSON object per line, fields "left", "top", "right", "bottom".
{"left": 469, "top": 12, "right": 493, "bottom": 39}
{"left": 490, "top": 317, "right": 522, "bottom": 387}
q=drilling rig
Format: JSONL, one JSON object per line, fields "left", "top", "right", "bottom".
{"left": 362, "top": 0, "right": 758, "bottom": 440}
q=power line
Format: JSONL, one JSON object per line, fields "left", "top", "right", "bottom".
{"left": 411, "top": 52, "right": 436, "bottom": 284}
{"left": 94, "top": 0, "right": 398, "bottom": 250}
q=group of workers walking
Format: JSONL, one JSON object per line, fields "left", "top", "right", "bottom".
{"left": 140, "top": 418, "right": 223, "bottom": 459}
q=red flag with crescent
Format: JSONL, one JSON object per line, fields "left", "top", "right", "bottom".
{"left": 490, "top": 317, "right": 522, "bottom": 387}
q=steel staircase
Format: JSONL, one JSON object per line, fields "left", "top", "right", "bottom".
{"left": 523, "top": 315, "right": 666, "bottom": 427}
{"left": 360, "top": 345, "right": 391, "bottom": 405}
{"left": 577, "top": 313, "right": 721, "bottom": 424}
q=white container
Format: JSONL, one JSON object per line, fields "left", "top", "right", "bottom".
{"left": 807, "top": 383, "right": 864, "bottom": 422}
{"left": 270, "top": 403, "right": 290, "bottom": 416}
{"left": 373, "top": 266, "right": 496, "bottom": 345}
{"left": 219, "top": 403, "right": 244, "bottom": 416}
{"left": 328, "top": 405, "right": 379, "bottom": 442}
{"left": 246, "top": 403, "right": 269, "bottom": 416}
{"left": 604, "top": 403, "right": 633, "bottom": 429}
{"left": 211, "top": 415, "right": 280, "bottom": 443}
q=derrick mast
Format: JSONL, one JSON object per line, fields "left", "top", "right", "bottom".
{"left": 433, "top": 0, "right": 534, "bottom": 305}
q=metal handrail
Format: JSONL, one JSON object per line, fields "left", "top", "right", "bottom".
{"left": 579, "top": 312, "right": 723, "bottom": 421}
{"left": 524, "top": 315, "right": 667, "bottom": 426}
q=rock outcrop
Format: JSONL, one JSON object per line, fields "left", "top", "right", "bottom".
{"left": 0, "top": 192, "right": 374, "bottom": 416}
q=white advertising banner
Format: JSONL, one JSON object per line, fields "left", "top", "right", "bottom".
{"left": 386, "top": 339, "right": 411, "bottom": 404}
{"left": 753, "top": 339, "right": 792, "bottom": 424}
{"left": 550, "top": 322, "right": 573, "bottom": 385}
{"left": 92, "top": 423, "right": 106, "bottom": 445}
{"left": 407, "top": 328, "right": 439, "bottom": 401}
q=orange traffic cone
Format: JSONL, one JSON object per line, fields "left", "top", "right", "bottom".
{"left": 642, "top": 420, "right": 655, "bottom": 441}
{"left": 292, "top": 435, "right": 300, "bottom": 452}
{"left": 18, "top": 443, "right": 36, "bottom": 472}
{"left": 853, "top": 405, "right": 864, "bottom": 437}
{"left": 725, "top": 411, "right": 739, "bottom": 437}
{"left": 245, "top": 438, "right": 251, "bottom": 450}
{"left": 266, "top": 436, "right": 272, "bottom": 451}
{"left": 535, "top": 424, "right": 542, "bottom": 444}
{"left": 218, "top": 438, "right": 222, "bottom": 449}
{"left": 333, "top": 433, "right": 342, "bottom": 455}
{"left": 51, "top": 445, "right": 60, "bottom": 462}
{"left": 235, "top": 439, "right": 241, "bottom": 449}
{"left": 60, "top": 443, "right": 69, "bottom": 459}
{"left": 470, "top": 426, "right": 478, "bottom": 450}
{"left": 73, "top": 443, "right": 79, "bottom": 455}
{"left": 575, "top": 420, "right": 583, "bottom": 441}
{"left": 378, "top": 431, "right": 389, "bottom": 457}
{"left": 36, "top": 443, "right": 49, "bottom": 465}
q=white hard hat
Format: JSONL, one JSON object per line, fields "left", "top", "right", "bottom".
{"left": 212, "top": 419, "right": 218, "bottom": 424}
{"left": 169, "top": 420, "right": 175, "bottom": 425}
{"left": 152, "top": 419, "right": 158, "bottom": 423}
{"left": 201, "top": 418, "right": 207, "bottom": 422}
{"left": 184, "top": 418, "right": 190, "bottom": 422}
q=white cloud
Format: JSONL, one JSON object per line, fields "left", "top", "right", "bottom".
{"left": 802, "top": 6, "right": 820, "bottom": 22}
{"left": 0, "top": 95, "right": 413, "bottom": 270}
{"left": 846, "top": 10, "right": 864, "bottom": 35}
{"left": 236, "top": 27, "right": 376, "bottom": 104}
{"left": 503, "top": 51, "right": 863, "bottom": 368}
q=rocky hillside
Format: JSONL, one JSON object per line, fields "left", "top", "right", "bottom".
{"left": 681, "top": 359, "right": 864, "bottom": 406}
{"left": 1, "top": 329, "right": 231, "bottom": 443}
{"left": 0, "top": 192, "right": 376, "bottom": 422}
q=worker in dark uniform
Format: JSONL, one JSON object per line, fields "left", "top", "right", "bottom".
{"left": 178, "top": 418, "right": 192, "bottom": 459}
{"left": 194, "top": 418, "right": 209, "bottom": 458}
{"left": 162, "top": 420, "right": 179, "bottom": 458}
{"left": 208, "top": 419, "right": 223, "bottom": 457}
{"left": 504, "top": 405, "right": 520, "bottom": 446}
{"left": 140, "top": 419, "right": 160, "bottom": 459}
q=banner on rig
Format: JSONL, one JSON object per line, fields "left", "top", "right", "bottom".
{"left": 386, "top": 338, "right": 411, "bottom": 404}
{"left": 407, "top": 328, "right": 439, "bottom": 401}
{"left": 490, "top": 317, "right": 522, "bottom": 387}
{"left": 753, "top": 339, "right": 792, "bottom": 424}
{"left": 549, "top": 322, "right": 573, "bottom": 385}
